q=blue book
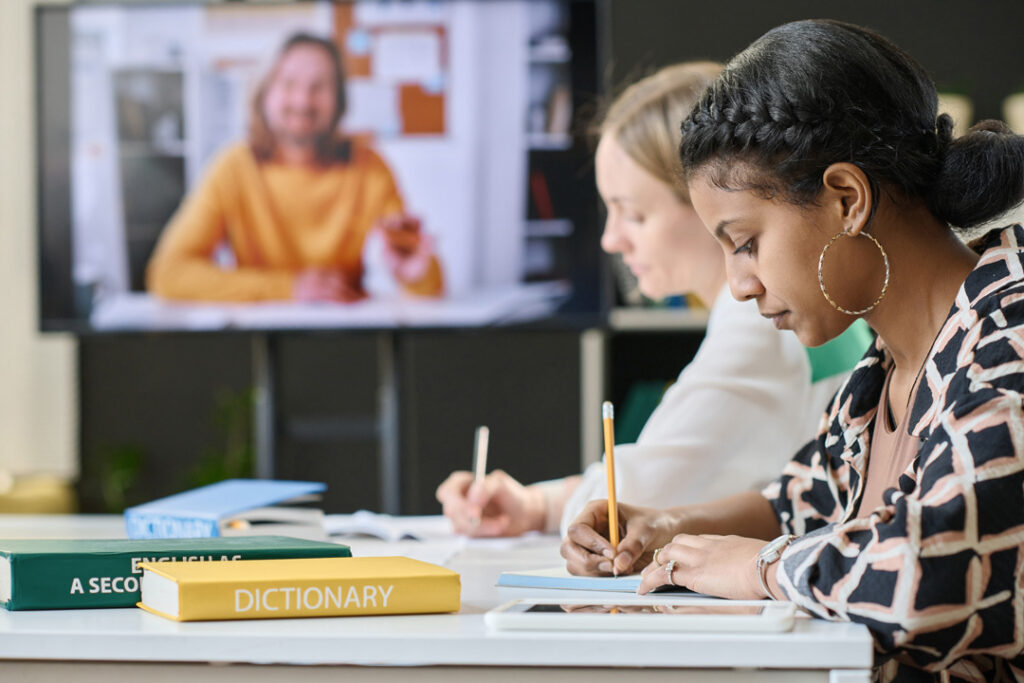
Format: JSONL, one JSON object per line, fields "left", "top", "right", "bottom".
{"left": 124, "top": 479, "right": 326, "bottom": 539}
{"left": 497, "top": 566, "right": 695, "bottom": 594}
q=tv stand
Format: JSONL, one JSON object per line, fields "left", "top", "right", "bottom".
{"left": 251, "top": 331, "right": 403, "bottom": 514}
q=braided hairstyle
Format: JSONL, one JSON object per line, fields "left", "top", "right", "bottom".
{"left": 679, "top": 19, "right": 1024, "bottom": 230}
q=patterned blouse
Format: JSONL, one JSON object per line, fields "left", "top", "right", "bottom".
{"left": 764, "top": 225, "right": 1024, "bottom": 682}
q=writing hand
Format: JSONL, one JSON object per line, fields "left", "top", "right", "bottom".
{"left": 435, "top": 469, "right": 545, "bottom": 537}
{"left": 560, "top": 499, "right": 679, "bottom": 576}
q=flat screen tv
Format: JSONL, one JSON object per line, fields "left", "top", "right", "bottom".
{"left": 36, "top": 0, "right": 604, "bottom": 332}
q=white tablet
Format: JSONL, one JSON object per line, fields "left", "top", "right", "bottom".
{"left": 484, "top": 598, "right": 796, "bottom": 632}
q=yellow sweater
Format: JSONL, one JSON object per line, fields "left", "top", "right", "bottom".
{"left": 147, "top": 142, "right": 443, "bottom": 302}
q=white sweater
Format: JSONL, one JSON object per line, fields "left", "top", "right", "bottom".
{"left": 560, "top": 287, "right": 851, "bottom": 535}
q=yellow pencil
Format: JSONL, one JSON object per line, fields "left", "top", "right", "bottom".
{"left": 602, "top": 402, "right": 619, "bottom": 560}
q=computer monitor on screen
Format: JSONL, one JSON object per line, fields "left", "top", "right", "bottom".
{"left": 36, "top": 0, "right": 604, "bottom": 332}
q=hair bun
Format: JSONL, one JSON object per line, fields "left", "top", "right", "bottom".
{"left": 968, "top": 119, "right": 1015, "bottom": 136}
{"left": 928, "top": 120, "right": 1024, "bottom": 228}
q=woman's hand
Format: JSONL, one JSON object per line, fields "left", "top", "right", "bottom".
{"left": 377, "top": 214, "right": 437, "bottom": 285}
{"left": 560, "top": 500, "right": 682, "bottom": 576}
{"left": 435, "top": 469, "right": 546, "bottom": 537}
{"left": 637, "top": 534, "right": 767, "bottom": 599}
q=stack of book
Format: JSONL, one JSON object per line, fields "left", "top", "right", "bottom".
{"left": 1, "top": 479, "right": 461, "bottom": 621}
{"left": 123, "top": 479, "right": 328, "bottom": 540}
{"left": 138, "top": 556, "right": 459, "bottom": 621}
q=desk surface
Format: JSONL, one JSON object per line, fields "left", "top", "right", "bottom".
{"left": 89, "top": 284, "right": 568, "bottom": 331}
{"left": 0, "top": 515, "right": 873, "bottom": 673}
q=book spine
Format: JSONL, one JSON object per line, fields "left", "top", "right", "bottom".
{"left": 175, "top": 574, "right": 460, "bottom": 621}
{"left": 5, "top": 546, "right": 351, "bottom": 611}
{"left": 125, "top": 511, "right": 219, "bottom": 539}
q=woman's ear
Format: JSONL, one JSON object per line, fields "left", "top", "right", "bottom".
{"left": 820, "top": 163, "right": 873, "bottom": 236}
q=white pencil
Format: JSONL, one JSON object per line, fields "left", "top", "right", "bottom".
{"left": 469, "top": 426, "right": 490, "bottom": 528}
{"left": 473, "top": 425, "right": 490, "bottom": 484}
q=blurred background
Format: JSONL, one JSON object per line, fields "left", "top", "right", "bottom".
{"left": 3, "top": 0, "right": 1024, "bottom": 515}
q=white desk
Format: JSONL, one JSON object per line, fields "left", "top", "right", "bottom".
{"left": 0, "top": 515, "right": 873, "bottom": 682}
{"left": 88, "top": 283, "right": 569, "bottom": 331}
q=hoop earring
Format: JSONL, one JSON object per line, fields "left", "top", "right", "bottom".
{"left": 817, "top": 229, "right": 890, "bottom": 316}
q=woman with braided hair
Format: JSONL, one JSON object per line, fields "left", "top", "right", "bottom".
{"left": 562, "top": 19, "right": 1024, "bottom": 681}
{"left": 435, "top": 63, "right": 868, "bottom": 538}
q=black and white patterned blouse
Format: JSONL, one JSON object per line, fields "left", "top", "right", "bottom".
{"left": 764, "top": 225, "right": 1024, "bottom": 682}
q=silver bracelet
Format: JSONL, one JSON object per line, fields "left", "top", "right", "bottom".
{"left": 756, "top": 556, "right": 777, "bottom": 600}
{"left": 756, "top": 534, "right": 795, "bottom": 600}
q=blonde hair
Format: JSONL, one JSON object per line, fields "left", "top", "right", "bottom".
{"left": 599, "top": 62, "right": 722, "bottom": 200}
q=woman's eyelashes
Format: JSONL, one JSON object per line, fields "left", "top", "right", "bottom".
{"left": 732, "top": 238, "right": 754, "bottom": 255}
{"left": 603, "top": 201, "right": 643, "bottom": 226}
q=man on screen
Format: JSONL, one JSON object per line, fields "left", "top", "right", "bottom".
{"left": 146, "top": 33, "right": 444, "bottom": 303}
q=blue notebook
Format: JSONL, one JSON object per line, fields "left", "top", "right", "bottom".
{"left": 497, "top": 566, "right": 694, "bottom": 594}
{"left": 124, "top": 479, "right": 326, "bottom": 539}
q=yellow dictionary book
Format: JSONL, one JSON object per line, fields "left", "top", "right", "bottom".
{"left": 137, "top": 556, "right": 460, "bottom": 621}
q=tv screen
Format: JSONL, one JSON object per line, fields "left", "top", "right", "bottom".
{"left": 36, "top": 0, "right": 604, "bottom": 332}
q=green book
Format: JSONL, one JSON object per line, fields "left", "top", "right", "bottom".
{"left": 0, "top": 536, "right": 352, "bottom": 611}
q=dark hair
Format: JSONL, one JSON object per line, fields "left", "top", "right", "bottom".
{"left": 679, "top": 19, "right": 1024, "bottom": 230}
{"left": 249, "top": 33, "right": 351, "bottom": 164}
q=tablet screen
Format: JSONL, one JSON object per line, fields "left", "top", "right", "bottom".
{"left": 525, "top": 603, "right": 767, "bottom": 615}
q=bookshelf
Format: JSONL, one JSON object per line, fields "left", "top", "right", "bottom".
{"left": 521, "top": 1, "right": 599, "bottom": 295}
{"left": 524, "top": 218, "right": 574, "bottom": 238}
{"left": 525, "top": 132, "right": 573, "bottom": 150}
{"left": 112, "top": 68, "right": 188, "bottom": 293}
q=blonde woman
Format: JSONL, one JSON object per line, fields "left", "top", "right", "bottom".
{"left": 436, "top": 63, "right": 869, "bottom": 537}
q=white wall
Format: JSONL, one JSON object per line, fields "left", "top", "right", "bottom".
{"left": 374, "top": 1, "right": 528, "bottom": 294}
{"left": 0, "top": 0, "right": 78, "bottom": 479}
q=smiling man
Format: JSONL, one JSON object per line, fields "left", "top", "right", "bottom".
{"left": 147, "top": 33, "right": 443, "bottom": 303}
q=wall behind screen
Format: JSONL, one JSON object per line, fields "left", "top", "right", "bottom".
{"left": 0, "top": 0, "right": 76, "bottom": 480}
{"left": 607, "top": 1, "right": 1024, "bottom": 125}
